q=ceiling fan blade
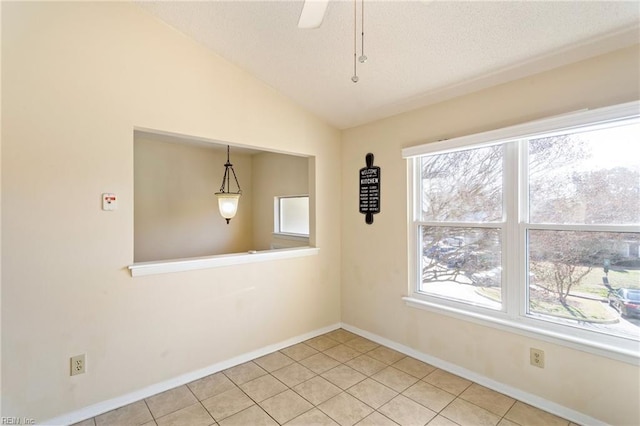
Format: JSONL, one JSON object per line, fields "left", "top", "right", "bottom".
{"left": 298, "top": 0, "right": 329, "bottom": 29}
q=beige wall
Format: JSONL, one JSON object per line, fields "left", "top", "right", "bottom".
{"left": 2, "top": 1, "right": 639, "bottom": 424}
{"left": 341, "top": 45, "right": 640, "bottom": 425}
{"left": 1, "top": 2, "right": 340, "bottom": 421}
{"left": 134, "top": 138, "right": 254, "bottom": 261}
{"left": 252, "top": 152, "right": 310, "bottom": 251}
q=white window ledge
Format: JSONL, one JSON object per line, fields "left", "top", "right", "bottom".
{"left": 403, "top": 296, "right": 640, "bottom": 365}
{"left": 272, "top": 232, "right": 310, "bottom": 241}
{"left": 129, "top": 247, "right": 319, "bottom": 277}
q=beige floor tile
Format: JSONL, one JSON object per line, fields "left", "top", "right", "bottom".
{"left": 372, "top": 366, "right": 419, "bottom": 392}
{"left": 347, "top": 378, "right": 398, "bottom": 409}
{"left": 260, "top": 389, "right": 314, "bottom": 424}
{"left": 423, "top": 370, "right": 472, "bottom": 396}
{"left": 324, "top": 344, "right": 362, "bottom": 363}
{"left": 427, "top": 415, "right": 459, "bottom": 426}
{"left": 378, "top": 395, "right": 436, "bottom": 426}
{"left": 240, "top": 374, "right": 288, "bottom": 402}
{"left": 300, "top": 352, "right": 341, "bottom": 374}
{"left": 306, "top": 335, "right": 341, "bottom": 351}
{"left": 504, "top": 401, "right": 569, "bottom": 426}
{"left": 293, "top": 376, "right": 342, "bottom": 405}
{"left": 145, "top": 386, "right": 198, "bottom": 419}
{"left": 155, "top": 403, "right": 215, "bottom": 426}
{"left": 319, "top": 392, "right": 374, "bottom": 426}
{"left": 286, "top": 408, "right": 340, "bottom": 425}
{"left": 440, "top": 398, "right": 501, "bottom": 426}
{"left": 459, "top": 384, "right": 515, "bottom": 417}
{"left": 356, "top": 411, "right": 399, "bottom": 426}
{"left": 188, "top": 373, "right": 236, "bottom": 401}
{"left": 322, "top": 365, "right": 367, "bottom": 390}
{"left": 219, "top": 405, "right": 277, "bottom": 426}
{"left": 95, "top": 400, "right": 153, "bottom": 426}
{"left": 346, "top": 355, "right": 387, "bottom": 377}
{"left": 91, "top": 331, "right": 568, "bottom": 426}
{"left": 344, "top": 337, "right": 380, "bottom": 353}
{"left": 392, "top": 357, "right": 436, "bottom": 379}
{"left": 326, "top": 329, "right": 359, "bottom": 343}
{"left": 272, "top": 362, "right": 316, "bottom": 387}
{"left": 71, "top": 419, "right": 96, "bottom": 426}
{"left": 281, "top": 343, "right": 319, "bottom": 361}
{"left": 254, "top": 351, "right": 295, "bottom": 372}
{"left": 201, "top": 387, "right": 254, "bottom": 422}
{"left": 223, "top": 361, "right": 268, "bottom": 385}
{"left": 367, "top": 347, "right": 406, "bottom": 365}
{"left": 402, "top": 380, "right": 456, "bottom": 412}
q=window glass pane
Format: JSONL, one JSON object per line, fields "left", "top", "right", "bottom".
{"left": 420, "top": 146, "right": 503, "bottom": 222}
{"left": 280, "top": 196, "right": 309, "bottom": 235}
{"left": 419, "top": 226, "right": 502, "bottom": 309}
{"left": 528, "top": 230, "right": 640, "bottom": 340}
{"left": 529, "top": 122, "right": 640, "bottom": 225}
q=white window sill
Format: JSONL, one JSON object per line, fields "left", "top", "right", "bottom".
{"left": 129, "top": 247, "right": 319, "bottom": 277}
{"left": 403, "top": 296, "right": 640, "bottom": 365}
{"left": 272, "top": 232, "right": 310, "bottom": 241}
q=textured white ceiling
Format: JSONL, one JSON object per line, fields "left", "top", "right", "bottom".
{"left": 137, "top": 1, "right": 640, "bottom": 129}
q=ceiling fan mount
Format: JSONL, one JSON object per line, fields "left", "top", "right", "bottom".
{"left": 298, "top": 0, "right": 330, "bottom": 29}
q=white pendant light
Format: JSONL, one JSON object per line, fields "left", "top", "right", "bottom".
{"left": 214, "top": 145, "right": 242, "bottom": 224}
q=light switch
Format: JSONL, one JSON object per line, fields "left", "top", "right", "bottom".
{"left": 102, "top": 193, "right": 117, "bottom": 211}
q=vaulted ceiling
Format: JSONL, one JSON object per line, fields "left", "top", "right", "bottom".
{"left": 137, "top": 1, "right": 640, "bottom": 129}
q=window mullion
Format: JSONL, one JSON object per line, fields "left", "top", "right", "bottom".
{"left": 409, "top": 158, "right": 420, "bottom": 296}
{"left": 518, "top": 139, "right": 530, "bottom": 319}
{"left": 503, "top": 141, "right": 521, "bottom": 317}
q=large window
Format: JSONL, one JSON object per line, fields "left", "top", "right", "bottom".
{"left": 405, "top": 102, "right": 640, "bottom": 359}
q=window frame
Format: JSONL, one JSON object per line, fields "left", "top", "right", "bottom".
{"left": 274, "top": 195, "right": 310, "bottom": 238}
{"left": 403, "top": 101, "right": 640, "bottom": 364}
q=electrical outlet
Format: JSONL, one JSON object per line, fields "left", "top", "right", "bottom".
{"left": 530, "top": 348, "right": 545, "bottom": 368}
{"left": 70, "top": 354, "right": 86, "bottom": 376}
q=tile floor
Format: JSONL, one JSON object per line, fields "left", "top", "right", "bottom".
{"left": 73, "top": 329, "right": 576, "bottom": 426}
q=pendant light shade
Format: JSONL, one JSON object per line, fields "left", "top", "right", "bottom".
{"left": 214, "top": 145, "right": 242, "bottom": 224}
{"left": 216, "top": 193, "right": 240, "bottom": 222}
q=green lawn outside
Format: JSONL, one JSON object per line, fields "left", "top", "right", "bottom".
{"left": 476, "top": 285, "right": 618, "bottom": 322}
{"left": 474, "top": 263, "right": 640, "bottom": 322}
{"left": 572, "top": 266, "right": 640, "bottom": 297}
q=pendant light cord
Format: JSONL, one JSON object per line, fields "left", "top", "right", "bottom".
{"left": 351, "top": 0, "right": 366, "bottom": 82}
{"left": 361, "top": 0, "right": 365, "bottom": 61}
{"left": 352, "top": 0, "right": 358, "bottom": 82}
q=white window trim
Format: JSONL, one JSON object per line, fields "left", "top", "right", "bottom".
{"left": 271, "top": 232, "right": 310, "bottom": 242}
{"left": 274, "top": 194, "right": 310, "bottom": 237}
{"left": 403, "top": 101, "right": 640, "bottom": 365}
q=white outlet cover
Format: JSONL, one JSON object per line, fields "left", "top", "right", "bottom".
{"left": 70, "top": 354, "right": 86, "bottom": 376}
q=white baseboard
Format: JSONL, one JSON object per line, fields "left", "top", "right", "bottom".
{"left": 45, "top": 321, "right": 604, "bottom": 426}
{"left": 42, "top": 323, "right": 341, "bottom": 426}
{"left": 340, "top": 322, "right": 606, "bottom": 426}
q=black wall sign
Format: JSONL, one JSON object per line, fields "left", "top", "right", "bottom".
{"left": 359, "top": 153, "right": 381, "bottom": 224}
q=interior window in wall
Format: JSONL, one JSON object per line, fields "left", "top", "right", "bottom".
{"left": 134, "top": 131, "right": 313, "bottom": 262}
